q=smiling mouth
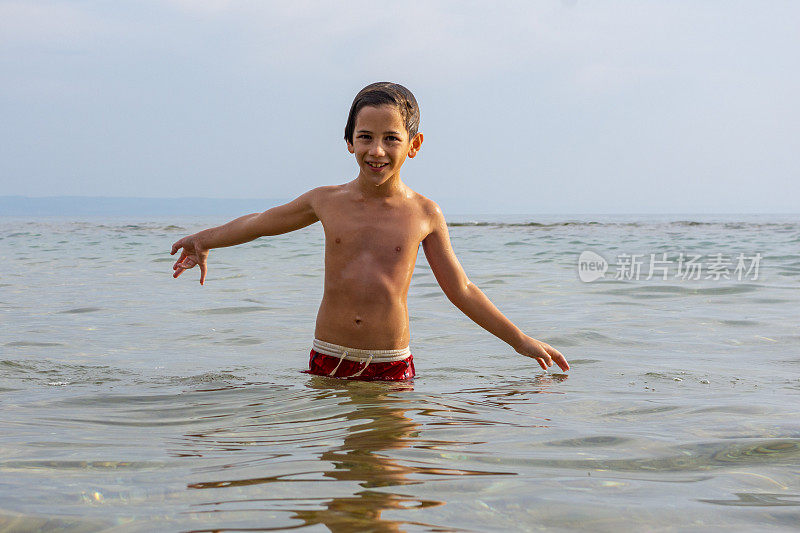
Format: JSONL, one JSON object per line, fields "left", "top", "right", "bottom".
{"left": 366, "top": 162, "right": 388, "bottom": 170}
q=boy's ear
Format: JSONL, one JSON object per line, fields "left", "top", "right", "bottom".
{"left": 346, "top": 140, "right": 355, "bottom": 154}
{"left": 407, "top": 132, "right": 424, "bottom": 159}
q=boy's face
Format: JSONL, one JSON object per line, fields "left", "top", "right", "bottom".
{"left": 347, "top": 104, "right": 423, "bottom": 187}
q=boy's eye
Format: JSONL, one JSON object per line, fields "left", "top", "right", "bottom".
{"left": 387, "top": 136, "right": 399, "bottom": 142}
{"left": 357, "top": 134, "right": 371, "bottom": 140}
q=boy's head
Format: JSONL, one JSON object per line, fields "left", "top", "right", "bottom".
{"left": 344, "top": 82, "right": 420, "bottom": 144}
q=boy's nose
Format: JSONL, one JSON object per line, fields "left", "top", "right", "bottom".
{"left": 369, "top": 144, "right": 386, "bottom": 156}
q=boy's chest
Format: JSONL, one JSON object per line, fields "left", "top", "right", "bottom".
{"left": 320, "top": 205, "right": 428, "bottom": 258}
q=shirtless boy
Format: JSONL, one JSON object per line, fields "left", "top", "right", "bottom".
{"left": 171, "top": 82, "right": 569, "bottom": 380}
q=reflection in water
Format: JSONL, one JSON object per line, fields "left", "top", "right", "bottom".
{"left": 290, "top": 378, "right": 444, "bottom": 532}
{"left": 182, "top": 378, "right": 514, "bottom": 532}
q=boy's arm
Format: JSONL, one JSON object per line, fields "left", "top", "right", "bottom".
{"left": 170, "top": 189, "right": 320, "bottom": 284}
{"left": 421, "top": 204, "right": 569, "bottom": 372}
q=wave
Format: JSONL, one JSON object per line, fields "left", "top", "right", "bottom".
{"left": 447, "top": 221, "right": 800, "bottom": 229}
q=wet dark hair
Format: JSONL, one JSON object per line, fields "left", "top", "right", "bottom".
{"left": 344, "top": 82, "right": 420, "bottom": 144}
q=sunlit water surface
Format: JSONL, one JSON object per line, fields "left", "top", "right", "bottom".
{"left": 1, "top": 214, "right": 799, "bottom": 531}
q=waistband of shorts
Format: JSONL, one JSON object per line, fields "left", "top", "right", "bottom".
{"left": 312, "top": 339, "right": 411, "bottom": 363}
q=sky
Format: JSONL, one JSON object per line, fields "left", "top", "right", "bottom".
{"left": 1, "top": 1, "right": 798, "bottom": 214}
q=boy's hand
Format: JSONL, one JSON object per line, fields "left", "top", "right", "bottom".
{"left": 170, "top": 235, "right": 210, "bottom": 285}
{"left": 515, "top": 335, "right": 569, "bottom": 372}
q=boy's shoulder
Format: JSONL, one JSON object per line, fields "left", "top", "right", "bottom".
{"left": 408, "top": 189, "right": 442, "bottom": 218}
{"left": 306, "top": 183, "right": 348, "bottom": 199}
{"left": 400, "top": 188, "right": 446, "bottom": 237}
{"left": 298, "top": 184, "right": 349, "bottom": 210}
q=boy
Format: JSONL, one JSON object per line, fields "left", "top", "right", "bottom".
{"left": 171, "top": 82, "right": 568, "bottom": 380}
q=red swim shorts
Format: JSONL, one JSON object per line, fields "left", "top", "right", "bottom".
{"left": 306, "top": 349, "right": 415, "bottom": 381}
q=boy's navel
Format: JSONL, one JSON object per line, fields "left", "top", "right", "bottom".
{"left": 354, "top": 317, "right": 362, "bottom": 325}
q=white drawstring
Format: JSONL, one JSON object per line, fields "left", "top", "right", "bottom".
{"left": 328, "top": 351, "right": 375, "bottom": 378}
{"left": 328, "top": 351, "right": 348, "bottom": 377}
{"left": 346, "top": 354, "right": 373, "bottom": 378}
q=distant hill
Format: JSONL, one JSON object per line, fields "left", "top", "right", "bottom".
{"left": 0, "top": 196, "right": 287, "bottom": 216}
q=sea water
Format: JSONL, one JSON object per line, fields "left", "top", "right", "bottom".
{"left": 1, "top": 214, "right": 798, "bottom": 531}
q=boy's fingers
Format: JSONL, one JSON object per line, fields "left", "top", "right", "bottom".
{"left": 173, "top": 250, "right": 188, "bottom": 270}
{"left": 538, "top": 346, "right": 553, "bottom": 367}
{"left": 175, "top": 259, "right": 194, "bottom": 271}
{"left": 199, "top": 260, "right": 207, "bottom": 285}
{"left": 172, "top": 257, "right": 196, "bottom": 279}
{"left": 171, "top": 240, "right": 183, "bottom": 255}
{"left": 545, "top": 345, "right": 569, "bottom": 371}
{"left": 536, "top": 358, "right": 548, "bottom": 371}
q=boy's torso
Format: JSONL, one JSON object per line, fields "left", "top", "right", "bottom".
{"left": 311, "top": 183, "right": 435, "bottom": 350}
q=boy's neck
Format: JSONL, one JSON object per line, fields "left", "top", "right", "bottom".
{"left": 353, "top": 173, "right": 408, "bottom": 199}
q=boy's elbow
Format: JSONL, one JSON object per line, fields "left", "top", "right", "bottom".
{"left": 443, "top": 280, "right": 474, "bottom": 307}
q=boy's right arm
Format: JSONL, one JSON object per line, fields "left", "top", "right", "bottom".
{"left": 170, "top": 189, "right": 320, "bottom": 284}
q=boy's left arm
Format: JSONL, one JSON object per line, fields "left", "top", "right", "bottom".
{"left": 421, "top": 205, "right": 569, "bottom": 372}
